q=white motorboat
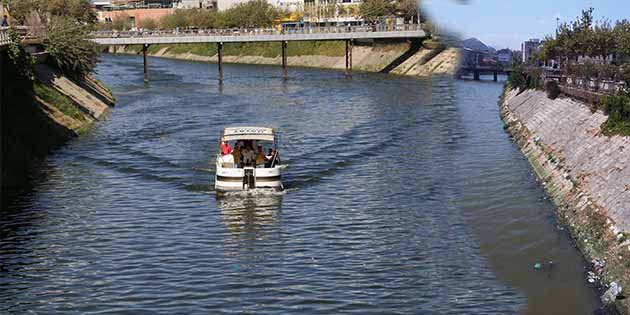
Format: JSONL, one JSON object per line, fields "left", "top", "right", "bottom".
{"left": 215, "top": 126, "right": 283, "bottom": 192}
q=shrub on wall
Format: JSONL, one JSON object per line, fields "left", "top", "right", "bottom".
{"left": 601, "top": 93, "right": 630, "bottom": 136}
{"left": 544, "top": 80, "right": 561, "bottom": 99}
{"left": 46, "top": 16, "right": 99, "bottom": 79}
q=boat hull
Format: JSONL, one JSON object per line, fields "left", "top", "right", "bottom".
{"left": 215, "top": 166, "right": 282, "bottom": 192}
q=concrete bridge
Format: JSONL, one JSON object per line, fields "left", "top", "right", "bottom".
{"left": 458, "top": 64, "right": 512, "bottom": 81}
{"left": 91, "top": 24, "right": 427, "bottom": 83}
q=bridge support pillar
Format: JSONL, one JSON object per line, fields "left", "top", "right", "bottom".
{"left": 493, "top": 71, "right": 498, "bottom": 81}
{"left": 473, "top": 70, "right": 480, "bottom": 81}
{"left": 142, "top": 44, "right": 150, "bottom": 83}
{"left": 217, "top": 42, "right": 223, "bottom": 83}
{"left": 345, "top": 39, "right": 353, "bottom": 77}
{"left": 281, "top": 41, "right": 288, "bottom": 80}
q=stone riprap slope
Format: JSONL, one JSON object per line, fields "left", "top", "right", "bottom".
{"left": 501, "top": 88, "right": 630, "bottom": 313}
{"left": 504, "top": 89, "right": 629, "bottom": 231}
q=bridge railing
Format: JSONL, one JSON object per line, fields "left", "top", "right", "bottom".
{"left": 92, "top": 23, "right": 426, "bottom": 39}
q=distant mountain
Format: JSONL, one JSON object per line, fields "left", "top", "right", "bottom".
{"left": 462, "top": 38, "right": 495, "bottom": 52}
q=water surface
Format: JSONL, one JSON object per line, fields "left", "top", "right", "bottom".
{"left": 1, "top": 55, "right": 600, "bottom": 314}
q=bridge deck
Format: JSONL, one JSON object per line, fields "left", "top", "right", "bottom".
{"left": 92, "top": 29, "right": 426, "bottom": 45}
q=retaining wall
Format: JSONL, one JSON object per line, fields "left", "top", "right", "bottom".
{"left": 500, "top": 88, "right": 630, "bottom": 313}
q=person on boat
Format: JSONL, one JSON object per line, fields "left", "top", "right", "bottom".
{"left": 265, "top": 148, "right": 274, "bottom": 168}
{"left": 255, "top": 145, "right": 267, "bottom": 168}
{"left": 266, "top": 148, "right": 281, "bottom": 168}
{"left": 232, "top": 142, "right": 242, "bottom": 168}
{"left": 220, "top": 139, "right": 231, "bottom": 156}
{"left": 242, "top": 145, "right": 255, "bottom": 167}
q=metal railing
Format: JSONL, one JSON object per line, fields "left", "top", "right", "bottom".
{"left": 541, "top": 68, "right": 627, "bottom": 95}
{"left": 92, "top": 23, "right": 426, "bottom": 39}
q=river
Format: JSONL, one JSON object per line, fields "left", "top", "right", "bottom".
{"left": 1, "top": 54, "right": 602, "bottom": 314}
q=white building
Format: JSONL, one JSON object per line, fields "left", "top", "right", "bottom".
{"left": 217, "top": 0, "right": 303, "bottom": 11}
{"left": 177, "top": 0, "right": 217, "bottom": 9}
{"left": 269, "top": 0, "right": 303, "bottom": 12}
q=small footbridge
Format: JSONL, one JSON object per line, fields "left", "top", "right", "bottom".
{"left": 91, "top": 24, "right": 427, "bottom": 83}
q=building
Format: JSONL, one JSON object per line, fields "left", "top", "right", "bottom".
{"left": 496, "top": 48, "right": 513, "bottom": 65}
{"left": 302, "top": 0, "right": 363, "bottom": 25}
{"left": 269, "top": 0, "right": 303, "bottom": 12}
{"left": 521, "top": 38, "right": 540, "bottom": 64}
{"left": 176, "top": 0, "right": 217, "bottom": 9}
{"left": 96, "top": 8, "right": 173, "bottom": 25}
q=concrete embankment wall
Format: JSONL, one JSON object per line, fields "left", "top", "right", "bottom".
{"left": 1, "top": 59, "right": 114, "bottom": 194}
{"left": 500, "top": 88, "right": 630, "bottom": 313}
{"left": 106, "top": 40, "right": 460, "bottom": 76}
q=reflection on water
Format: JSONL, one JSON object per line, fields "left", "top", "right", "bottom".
{"left": 0, "top": 55, "right": 601, "bottom": 314}
{"left": 217, "top": 192, "right": 283, "bottom": 239}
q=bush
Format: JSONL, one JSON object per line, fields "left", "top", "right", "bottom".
{"left": 507, "top": 64, "right": 527, "bottom": 91}
{"left": 601, "top": 93, "right": 630, "bottom": 136}
{"left": 545, "top": 80, "right": 561, "bottom": 99}
{"left": 46, "top": 16, "right": 99, "bottom": 79}
{"left": 526, "top": 68, "right": 543, "bottom": 90}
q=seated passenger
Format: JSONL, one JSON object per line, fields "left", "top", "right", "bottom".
{"left": 242, "top": 146, "right": 255, "bottom": 167}
{"left": 232, "top": 142, "right": 242, "bottom": 168}
{"left": 255, "top": 145, "right": 267, "bottom": 168}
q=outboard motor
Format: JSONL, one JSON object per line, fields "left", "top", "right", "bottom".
{"left": 243, "top": 168, "right": 255, "bottom": 190}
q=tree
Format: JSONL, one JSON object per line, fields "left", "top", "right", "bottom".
{"left": 615, "top": 19, "right": 630, "bottom": 60}
{"left": 396, "top": 0, "right": 420, "bottom": 23}
{"left": 590, "top": 20, "right": 615, "bottom": 61}
{"left": 6, "top": 0, "right": 95, "bottom": 25}
{"left": 359, "top": 0, "right": 394, "bottom": 22}
{"left": 111, "top": 14, "right": 132, "bottom": 31}
{"left": 138, "top": 18, "right": 158, "bottom": 30}
{"left": 219, "top": 0, "right": 281, "bottom": 28}
{"left": 159, "top": 10, "right": 189, "bottom": 29}
{"left": 45, "top": 16, "right": 98, "bottom": 79}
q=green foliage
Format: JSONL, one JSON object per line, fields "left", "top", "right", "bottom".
{"left": 616, "top": 19, "right": 630, "bottom": 60}
{"left": 110, "top": 14, "right": 133, "bottom": 31}
{"left": 159, "top": 1, "right": 282, "bottom": 29}
{"left": 526, "top": 68, "right": 543, "bottom": 89}
{"left": 33, "top": 82, "right": 86, "bottom": 121}
{"left": 138, "top": 18, "right": 158, "bottom": 30}
{"left": 540, "top": 8, "right": 630, "bottom": 65}
{"left": 46, "top": 16, "right": 99, "bottom": 79}
{"left": 221, "top": 0, "right": 281, "bottom": 28}
{"left": 159, "top": 10, "right": 191, "bottom": 29}
{"left": 507, "top": 64, "right": 527, "bottom": 91}
{"left": 544, "top": 80, "right": 561, "bottom": 100}
{"left": 6, "top": 0, "right": 95, "bottom": 24}
{"left": 601, "top": 93, "right": 630, "bottom": 136}
{"left": 5, "top": 28, "right": 35, "bottom": 80}
{"left": 359, "top": 0, "right": 394, "bottom": 22}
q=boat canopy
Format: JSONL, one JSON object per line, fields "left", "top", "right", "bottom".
{"left": 222, "top": 126, "right": 275, "bottom": 141}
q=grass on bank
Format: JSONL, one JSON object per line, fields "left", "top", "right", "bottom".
{"left": 33, "top": 82, "right": 86, "bottom": 121}
{"left": 123, "top": 41, "right": 346, "bottom": 58}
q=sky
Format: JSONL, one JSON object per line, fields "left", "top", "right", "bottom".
{"left": 422, "top": 0, "right": 630, "bottom": 50}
